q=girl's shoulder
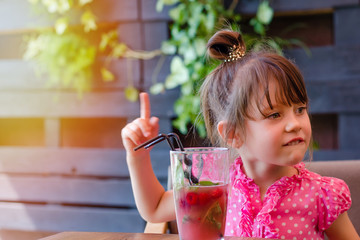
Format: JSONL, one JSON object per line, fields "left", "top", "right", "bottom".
{"left": 299, "top": 164, "right": 352, "bottom": 231}
{"left": 300, "top": 163, "right": 349, "bottom": 190}
{"left": 298, "top": 162, "right": 350, "bottom": 195}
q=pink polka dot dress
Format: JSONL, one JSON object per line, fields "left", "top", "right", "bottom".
{"left": 225, "top": 158, "right": 352, "bottom": 239}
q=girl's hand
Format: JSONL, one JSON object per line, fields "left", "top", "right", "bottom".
{"left": 121, "top": 92, "right": 159, "bottom": 158}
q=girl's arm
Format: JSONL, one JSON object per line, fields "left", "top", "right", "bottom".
{"left": 121, "top": 92, "right": 176, "bottom": 223}
{"left": 325, "top": 211, "right": 360, "bottom": 240}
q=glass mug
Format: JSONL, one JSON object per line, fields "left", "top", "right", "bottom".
{"left": 170, "top": 147, "right": 229, "bottom": 240}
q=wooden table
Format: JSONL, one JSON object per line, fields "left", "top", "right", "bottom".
{"left": 39, "top": 232, "right": 275, "bottom": 240}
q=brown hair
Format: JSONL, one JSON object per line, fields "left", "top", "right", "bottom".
{"left": 200, "top": 29, "right": 308, "bottom": 147}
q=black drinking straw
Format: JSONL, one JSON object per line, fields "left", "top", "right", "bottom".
{"left": 133, "top": 132, "right": 198, "bottom": 185}
{"left": 133, "top": 133, "right": 176, "bottom": 151}
{"left": 167, "top": 133, "right": 184, "bottom": 151}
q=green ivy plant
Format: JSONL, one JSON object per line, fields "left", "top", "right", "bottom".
{"left": 24, "top": 0, "right": 162, "bottom": 101}
{"left": 24, "top": 0, "right": 307, "bottom": 139}
{"left": 152, "top": 0, "right": 308, "bottom": 138}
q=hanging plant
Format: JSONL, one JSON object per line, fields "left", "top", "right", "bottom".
{"left": 153, "top": 0, "right": 308, "bottom": 138}
{"left": 24, "top": 0, "right": 307, "bottom": 138}
{"left": 24, "top": 0, "right": 163, "bottom": 100}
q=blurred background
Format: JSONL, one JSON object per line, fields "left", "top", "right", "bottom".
{"left": 0, "top": 0, "right": 359, "bottom": 237}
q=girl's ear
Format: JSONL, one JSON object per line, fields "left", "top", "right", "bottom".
{"left": 217, "top": 121, "right": 243, "bottom": 148}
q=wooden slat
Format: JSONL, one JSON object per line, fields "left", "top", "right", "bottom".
{"left": 313, "top": 150, "right": 360, "bottom": 161}
{"left": 286, "top": 46, "right": 360, "bottom": 81}
{"left": 141, "top": 0, "right": 171, "bottom": 21}
{"left": 0, "top": 0, "right": 51, "bottom": 33}
{"left": 0, "top": 59, "right": 141, "bottom": 90}
{"left": 0, "top": 91, "right": 135, "bottom": 117}
{"left": 0, "top": 91, "right": 176, "bottom": 118}
{"left": 0, "top": 202, "right": 145, "bottom": 233}
{"left": 0, "top": 0, "right": 138, "bottom": 33}
{"left": 334, "top": 7, "right": 360, "bottom": 46}
{"left": 44, "top": 119, "right": 60, "bottom": 147}
{"left": 306, "top": 80, "right": 360, "bottom": 113}
{"left": 234, "top": 0, "right": 359, "bottom": 15}
{"left": 0, "top": 174, "right": 135, "bottom": 206}
{"left": 0, "top": 147, "right": 170, "bottom": 178}
{"left": 285, "top": 46, "right": 360, "bottom": 114}
{"left": 88, "top": 0, "right": 139, "bottom": 23}
{"left": 0, "top": 60, "right": 45, "bottom": 89}
{"left": 339, "top": 114, "right": 360, "bottom": 150}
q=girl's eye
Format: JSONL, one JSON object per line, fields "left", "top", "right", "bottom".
{"left": 296, "top": 106, "right": 307, "bottom": 114}
{"left": 267, "top": 112, "right": 280, "bottom": 119}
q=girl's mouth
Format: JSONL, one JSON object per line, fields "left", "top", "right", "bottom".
{"left": 284, "top": 138, "right": 304, "bottom": 146}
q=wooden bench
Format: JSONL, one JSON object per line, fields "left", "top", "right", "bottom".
{"left": 0, "top": 147, "right": 171, "bottom": 237}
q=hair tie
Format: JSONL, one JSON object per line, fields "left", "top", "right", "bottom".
{"left": 224, "top": 45, "right": 246, "bottom": 62}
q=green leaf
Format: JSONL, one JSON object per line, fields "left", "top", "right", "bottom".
{"left": 44, "top": 0, "right": 72, "bottom": 14}
{"left": 257, "top": 1, "right": 273, "bottom": 25}
{"left": 101, "top": 68, "right": 115, "bottom": 82}
{"left": 112, "top": 43, "right": 128, "bottom": 58}
{"left": 250, "top": 18, "right": 265, "bottom": 36}
{"left": 198, "top": 181, "right": 219, "bottom": 186}
{"left": 204, "top": 10, "right": 216, "bottom": 32}
{"left": 125, "top": 86, "right": 139, "bottom": 102}
{"left": 156, "top": 0, "right": 164, "bottom": 12}
{"left": 161, "top": 41, "right": 177, "bottom": 55}
{"left": 167, "top": 56, "right": 189, "bottom": 87}
{"left": 169, "top": 4, "right": 186, "bottom": 23}
{"left": 79, "top": 0, "right": 93, "bottom": 6}
{"left": 187, "top": 3, "right": 203, "bottom": 37}
{"left": 150, "top": 83, "right": 165, "bottom": 95}
{"left": 183, "top": 46, "right": 196, "bottom": 64}
{"left": 174, "top": 158, "right": 185, "bottom": 188}
{"left": 164, "top": 75, "right": 178, "bottom": 89}
{"left": 181, "top": 81, "right": 193, "bottom": 95}
{"left": 81, "top": 10, "right": 97, "bottom": 32}
{"left": 99, "top": 31, "right": 118, "bottom": 51}
{"left": 197, "top": 124, "right": 207, "bottom": 138}
{"left": 202, "top": 202, "right": 223, "bottom": 229}
{"left": 157, "top": 0, "right": 179, "bottom": 12}
{"left": 173, "top": 115, "right": 189, "bottom": 134}
{"left": 287, "top": 38, "right": 312, "bottom": 57}
{"left": 174, "top": 100, "right": 184, "bottom": 115}
{"left": 194, "top": 39, "right": 206, "bottom": 57}
{"left": 163, "top": 0, "right": 179, "bottom": 4}
{"left": 55, "top": 17, "right": 68, "bottom": 35}
{"left": 267, "top": 39, "right": 283, "bottom": 55}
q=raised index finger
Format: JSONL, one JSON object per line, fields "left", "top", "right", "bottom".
{"left": 140, "top": 92, "right": 151, "bottom": 119}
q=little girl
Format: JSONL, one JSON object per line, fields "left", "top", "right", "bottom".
{"left": 121, "top": 29, "right": 359, "bottom": 239}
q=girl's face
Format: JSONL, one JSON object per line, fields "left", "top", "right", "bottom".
{"left": 239, "top": 80, "right": 311, "bottom": 167}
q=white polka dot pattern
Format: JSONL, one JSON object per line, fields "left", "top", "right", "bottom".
{"left": 225, "top": 158, "right": 352, "bottom": 239}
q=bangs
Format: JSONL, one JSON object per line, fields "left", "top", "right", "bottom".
{"left": 252, "top": 56, "right": 308, "bottom": 114}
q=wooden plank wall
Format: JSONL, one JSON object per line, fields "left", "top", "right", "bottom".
{"left": 234, "top": 0, "right": 360, "bottom": 160}
{"left": 0, "top": 0, "right": 359, "bottom": 235}
{"left": 0, "top": 0, "right": 174, "bottom": 233}
{"left": 283, "top": 3, "right": 360, "bottom": 160}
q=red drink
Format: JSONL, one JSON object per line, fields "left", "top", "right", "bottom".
{"left": 170, "top": 148, "right": 229, "bottom": 240}
{"left": 174, "top": 183, "right": 228, "bottom": 240}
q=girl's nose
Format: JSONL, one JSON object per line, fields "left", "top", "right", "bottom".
{"left": 285, "top": 114, "right": 301, "bottom": 132}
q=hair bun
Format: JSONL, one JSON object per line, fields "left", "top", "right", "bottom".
{"left": 207, "top": 30, "right": 246, "bottom": 61}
